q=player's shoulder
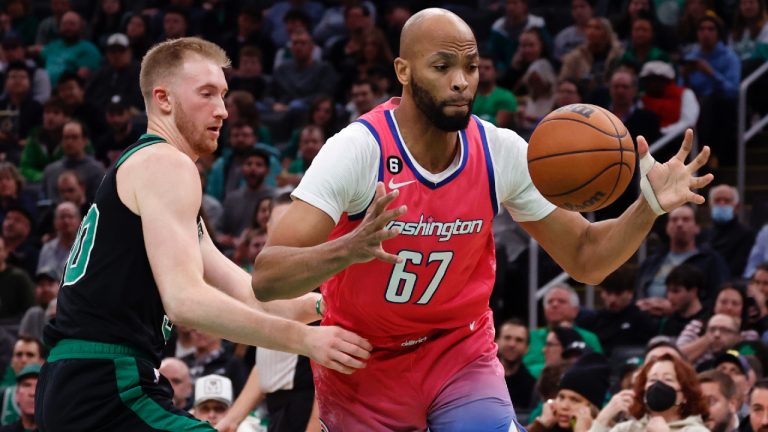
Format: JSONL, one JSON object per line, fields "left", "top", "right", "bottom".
{"left": 321, "top": 120, "right": 380, "bottom": 158}
{"left": 119, "top": 142, "right": 198, "bottom": 186}
{"left": 475, "top": 118, "right": 528, "bottom": 151}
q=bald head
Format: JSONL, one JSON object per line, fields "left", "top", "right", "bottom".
{"left": 399, "top": 8, "right": 475, "bottom": 60}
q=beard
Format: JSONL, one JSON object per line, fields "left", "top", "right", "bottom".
{"left": 174, "top": 100, "right": 216, "bottom": 155}
{"left": 411, "top": 76, "right": 472, "bottom": 132}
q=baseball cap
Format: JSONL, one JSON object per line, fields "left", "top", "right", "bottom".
{"left": 714, "top": 350, "right": 750, "bottom": 376}
{"left": 639, "top": 61, "right": 675, "bottom": 80}
{"left": 16, "top": 363, "right": 41, "bottom": 383}
{"left": 35, "top": 267, "right": 60, "bottom": 282}
{"left": 106, "top": 33, "right": 129, "bottom": 49}
{"left": 106, "top": 95, "right": 128, "bottom": 114}
{"left": 194, "top": 374, "right": 232, "bottom": 408}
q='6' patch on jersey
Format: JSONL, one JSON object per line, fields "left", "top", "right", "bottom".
{"left": 387, "top": 156, "right": 403, "bottom": 174}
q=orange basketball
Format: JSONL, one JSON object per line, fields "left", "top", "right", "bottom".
{"left": 527, "top": 104, "right": 636, "bottom": 212}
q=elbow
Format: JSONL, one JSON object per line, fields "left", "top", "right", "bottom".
{"left": 570, "top": 267, "right": 606, "bottom": 287}
{"left": 163, "top": 297, "right": 195, "bottom": 328}
{"left": 251, "top": 273, "right": 281, "bottom": 302}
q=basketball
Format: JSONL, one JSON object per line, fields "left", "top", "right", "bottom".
{"left": 527, "top": 104, "right": 636, "bottom": 212}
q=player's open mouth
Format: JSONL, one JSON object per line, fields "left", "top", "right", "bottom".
{"left": 207, "top": 126, "right": 220, "bottom": 135}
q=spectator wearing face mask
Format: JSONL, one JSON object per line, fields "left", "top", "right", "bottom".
{"left": 698, "top": 185, "right": 756, "bottom": 279}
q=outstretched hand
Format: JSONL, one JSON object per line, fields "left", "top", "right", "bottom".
{"left": 304, "top": 325, "right": 373, "bottom": 374}
{"left": 637, "top": 129, "right": 714, "bottom": 213}
{"left": 344, "top": 182, "right": 407, "bottom": 264}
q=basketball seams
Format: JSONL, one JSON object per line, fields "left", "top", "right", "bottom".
{"left": 540, "top": 162, "right": 633, "bottom": 197}
{"left": 537, "top": 116, "right": 629, "bottom": 139}
{"left": 594, "top": 106, "right": 627, "bottom": 209}
{"left": 528, "top": 148, "right": 630, "bottom": 163}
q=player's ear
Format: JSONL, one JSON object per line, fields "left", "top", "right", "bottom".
{"left": 153, "top": 87, "right": 172, "bottom": 114}
{"left": 394, "top": 57, "right": 410, "bottom": 86}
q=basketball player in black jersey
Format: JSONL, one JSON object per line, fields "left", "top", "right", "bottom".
{"left": 35, "top": 38, "right": 372, "bottom": 431}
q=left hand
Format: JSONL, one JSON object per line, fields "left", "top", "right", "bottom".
{"left": 646, "top": 415, "right": 671, "bottom": 432}
{"left": 638, "top": 129, "right": 714, "bottom": 213}
{"left": 573, "top": 406, "right": 594, "bottom": 432}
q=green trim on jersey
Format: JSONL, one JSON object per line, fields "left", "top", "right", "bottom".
{"left": 47, "top": 339, "right": 152, "bottom": 362}
{"left": 115, "top": 134, "right": 166, "bottom": 169}
{"left": 114, "top": 357, "right": 214, "bottom": 431}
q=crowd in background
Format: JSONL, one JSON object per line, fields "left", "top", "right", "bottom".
{"left": 0, "top": 0, "right": 766, "bottom": 430}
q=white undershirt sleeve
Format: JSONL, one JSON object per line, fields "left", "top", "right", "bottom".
{"left": 291, "top": 122, "right": 379, "bottom": 224}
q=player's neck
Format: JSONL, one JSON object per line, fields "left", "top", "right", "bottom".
{"left": 393, "top": 101, "right": 460, "bottom": 174}
{"left": 146, "top": 117, "right": 199, "bottom": 161}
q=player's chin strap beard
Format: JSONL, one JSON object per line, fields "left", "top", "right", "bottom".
{"left": 639, "top": 153, "right": 667, "bottom": 216}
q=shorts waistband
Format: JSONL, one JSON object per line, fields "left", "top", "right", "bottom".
{"left": 48, "top": 339, "right": 153, "bottom": 362}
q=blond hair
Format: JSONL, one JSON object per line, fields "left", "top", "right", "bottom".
{"left": 139, "top": 37, "right": 230, "bottom": 105}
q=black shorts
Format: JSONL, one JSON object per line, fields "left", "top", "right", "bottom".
{"left": 35, "top": 339, "right": 214, "bottom": 432}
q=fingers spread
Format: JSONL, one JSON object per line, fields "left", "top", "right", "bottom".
{"left": 373, "top": 248, "right": 402, "bottom": 264}
{"left": 674, "top": 129, "right": 694, "bottom": 163}
{"left": 636, "top": 135, "right": 649, "bottom": 158}
{"left": 690, "top": 174, "right": 714, "bottom": 190}
{"left": 687, "top": 145, "right": 711, "bottom": 173}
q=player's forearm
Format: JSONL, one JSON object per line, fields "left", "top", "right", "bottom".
{"left": 167, "top": 285, "right": 310, "bottom": 356}
{"left": 577, "top": 198, "right": 657, "bottom": 284}
{"left": 260, "top": 292, "right": 322, "bottom": 324}
{"left": 252, "top": 238, "right": 352, "bottom": 301}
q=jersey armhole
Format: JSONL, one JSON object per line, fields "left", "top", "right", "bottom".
{"left": 347, "top": 119, "right": 383, "bottom": 220}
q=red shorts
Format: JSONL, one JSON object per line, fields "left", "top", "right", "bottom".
{"left": 313, "top": 311, "right": 521, "bottom": 431}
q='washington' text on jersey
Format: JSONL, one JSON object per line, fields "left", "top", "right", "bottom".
{"left": 385, "top": 214, "right": 484, "bottom": 242}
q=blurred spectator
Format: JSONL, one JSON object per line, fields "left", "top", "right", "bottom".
{"left": 618, "top": 11, "right": 671, "bottom": 70}
{"left": 729, "top": 0, "right": 768, "bottom": 60}
{"left": 3, "top": 0, "right": 37, "bottom": 46}
{"left": 699, "top": 185, "right": 756, "bottom": 278}
{"left": 613, "top": 0, "right": 679, "bottom": 52}
{"left": 271, "top": 29, "right": 338, "bottom": 112}
{"left": 0, "top": 62, "right": 42, "bottom": 165}
{"left": 0, "top": 36, "right": 51, "bottom": 104}
{"left": 222, "top": 90, "right": 272, "bottom": 145}
{"left": 579, "top": 264, "right": 657, "bottom": 355}
{"left": 0, "top": 163, "right": 35, "bottom": 226}
{"left": 35, "top": 0, "right": 74, "bottom": 46}
{"left": 56, "top": 72, "right": 106, "bottom": 139}
{"left": 55, "top": 170, "right": 87, "bottom": 218}
{"left": 85, "top": 33, "right": 142, "bottom": 112}
{"left": 678, "top": 0, "right": 715, "bottom": 52}
{"left": 515, "top": 55, "right": 558, "bottom": 138}
{"left": 0, "top": 337, "right": 42, "bottom": 390}
{"left": 474, "top": 52, "right": 517, "bottom": 128}
{"left": 0, "top": 363, "right": 39, "bottom": 431}
{"left": 264, "top": 0, "right": 325, "bottom": 48}
{"left": 191, "top": 374, "right": 232, "bottom": 427}
{"left": 345, "top": 79, "right": 377, "bottom": 122}
{"left": 36, "top": 201, "right": 79, "bottom": 278}
{"left": 218, "top": 6, "right": 276, "bottom": 72}
{"left": 284, "top": 95, "right": 341, "bottom": 164}
{"left": 554, "top": 78, "right": 584, "bottom": 107}
{"left": 94, "top": 98, "right": 141, "bottom": 168}
{"left": 635, "top": 205, "right": 730, "bottom": 302}
{"left": 314, "top": 0, "right": 376, "bottom": 48}
{"left": 748, "top": 379, "right": 768, "bottom": 431}
{"left": 206, "top": 120, "right": 261, "bottom": 203}
{"left": 227, "top": 46, "right": 270, "bottom": 100}
{"left": 559, "top": 17, "right": 623, "bottom": 100}
{"left": 528, "top": 352, "right": 610, "bottom": 432}
{"left": 89, "top": 0, "right": 124, "bottom": 48}
{"left": 554, "top": 0, "right": 595, "bottom": 60}
{"left": 272, "top": 9, "right": 322, "bottom": 71}
{"left": 325, "top": 4, "right": 374, "bottom": 69}
{"left": 232, "top": 228, "right": 267, "bottom": 273}
{"left": 181, "top": 329, "right": 247, "bottom": 397}
{"left": 41, "top": 120, "right": 105, "bottom": 203}
{"left": 504, "top": 26, "right": 550, "bottom": 92}
{"left": 339, "top": 28, "right": 394, "bottom": 96}
{"left": 545, "top": 326, "right": 587, "bottom": 369}
{"left": 682, "top": 13, "right": 741, "bottom": 166}
{"left": 487, "top": 0, "right": 551, "bottom": 74}
{"left": 639, "top": 61, "right": 700, "bottom": 135}
{"left": 497, "top": 318, "right": 536, "bottom": 410}
{"left": 381, "top": 3, "right": 411, "bottom": 56}
{"left": 590, "top": 353, "right": 709, "bottom": 431}
{"left": 697, "top": 369, "right": 740, "bottom": 432}
{"left": 277, "top": 124, "right": 323, "bottom": 188}
{"left": 159, "top": 6, "right": 189, "bottom": 41}
{"left": 1, "top": 207, "right": 37, "bottom": 277}
{"left": 641, "top": 264, "right": 707, "bottom": 337}
{"left": 18, "top": 98, "right": 68, "bottom": 182}
{"left": 745, "top": 227, "right": 768, "bottom": 277}
{"left": 17, "top": 267, "right": 60, "bottom": 340}
{"left": 682, "top": 313, "right": 743, "bottom": 367}
{"left": 123, "top": 13, "right": 151, "bottom": 61}
{"left": 524, "top": 283, "right": 603, "bottom": 378}
{"left": 644, "top": 336, "right": 685, "bottom": 362}
{"left": 40, "top": 11, "right": 102, "bottom": 85}
{"left": 219, "top": 147, "right": 273, "bottom": 249}
{"left": 713, "top": 351, "right": 755, "bottom": 413}
{"left": 159, "top": 357, "right": 193, "bottom": 410}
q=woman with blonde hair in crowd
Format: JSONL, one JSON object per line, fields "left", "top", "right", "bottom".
{"left": 559, "top": 17, "right": 624, "bottom": 100}
{"left": 589, "top": 354, "right": 709, "bottom": 432}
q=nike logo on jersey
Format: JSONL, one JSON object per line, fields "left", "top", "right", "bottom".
{"left": 388, "top": 178, "right": 416, "bottom": 189}
{"left": 469, "top": 321, "right": 476, "bottom": 331}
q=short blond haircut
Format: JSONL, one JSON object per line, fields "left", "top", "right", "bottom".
{"left": 139, "top": 37, "right": 230, "bottom": 105}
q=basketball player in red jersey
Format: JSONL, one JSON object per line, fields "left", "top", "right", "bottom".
{"left": 252, "top": 8, "right": 712, "bottom": 431}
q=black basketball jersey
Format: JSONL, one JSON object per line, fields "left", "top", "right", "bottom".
{"left": 44, "top": 134, "right": 195, "bottom": 364}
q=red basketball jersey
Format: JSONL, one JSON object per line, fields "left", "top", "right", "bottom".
{"left": 321, "top": 100, "right": 499, "bottom": 337}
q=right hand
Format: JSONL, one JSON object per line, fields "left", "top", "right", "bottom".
{"left": 646, "top": 415, "right": 671, "bottom": 432}
{"left": 344, "top": 182, "right": 407, "bottom": 265}
{"left": 538, "top": 398, "right": 557, "bottom": 428}
{"left": 636, "top": 298, "right": 672, "bottom": 316}
{"left": 304, "top": 325, "right": 373, "bottom": 374}
{"left": 214, "top": 417, "right": 239, "bottom": 432}
{"left": 596, "top": 389, "right": 634, "bottom": 425}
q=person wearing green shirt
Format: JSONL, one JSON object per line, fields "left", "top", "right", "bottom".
{"left": 40, "top": 11, "right": 102, "bottom": 86}
{"left": 474, "top": 54, "right": 518, "bottom": 128}
{"left": 277, "top": 125, "right": 324, "bottom": 188}
{"left": 522, "top": 284, "right": 603, "bottom": 378}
